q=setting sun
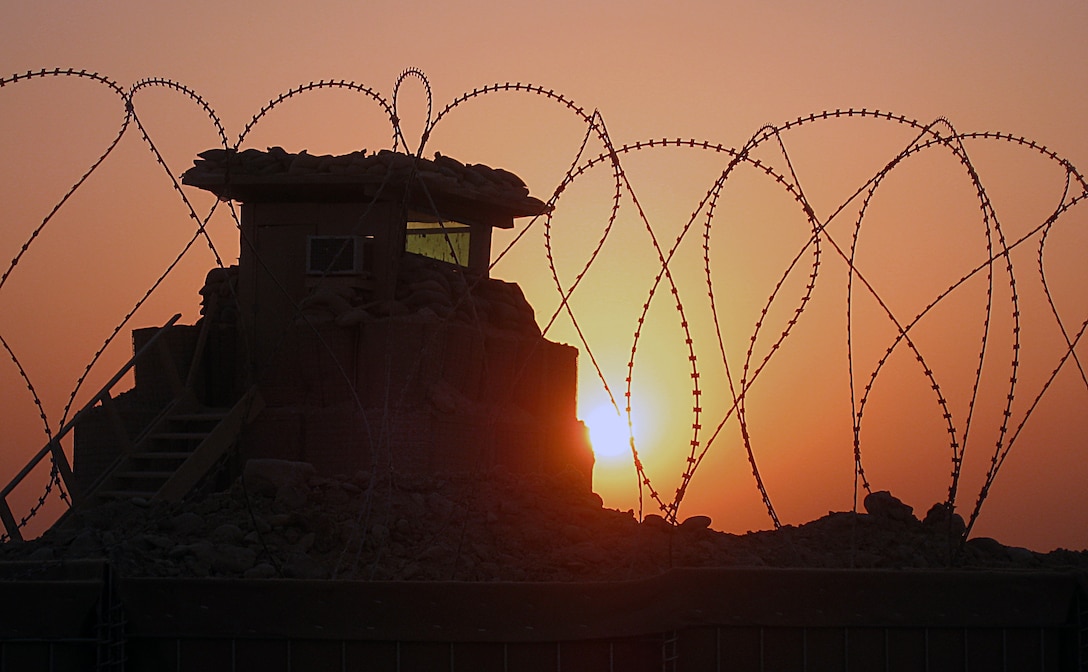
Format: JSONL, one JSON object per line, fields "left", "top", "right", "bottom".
{"left": 585, "top": 403, "right": 635, "bottom": 462}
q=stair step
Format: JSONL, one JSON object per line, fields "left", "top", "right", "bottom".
{"left": 171, "top": 411, "right": 229, "bottom": 421}
{"left": 114, "top": 471, "right": 175, "bottom": 480}
{"left": 151, "top": 432, "right": 211, "bottom": 441}
{"left": 130, "top": 452, "right": 192, "bottom": 460}
{"left": 97, "top": 490, "right": 157, "bottom": 500}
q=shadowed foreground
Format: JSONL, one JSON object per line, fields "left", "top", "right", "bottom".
{"left": 2, "top": 460, "right": 1087, "bottom": 671}
{"left": 5, "top": 460, "right": 1086, "bottom": 580}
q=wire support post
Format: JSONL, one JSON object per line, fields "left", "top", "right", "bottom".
{"left": 95, "top": 563, "right": 127, "bottom": 671}
{"left": 661, "top": 630, "right": 680, "bottom": 672}
{"left": 1077, "top": 587, "right": 1088, "bottom": 672}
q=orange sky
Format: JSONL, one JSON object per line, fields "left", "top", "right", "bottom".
{"left": 2, "top": 1, "right": 1086, "bottom": 551}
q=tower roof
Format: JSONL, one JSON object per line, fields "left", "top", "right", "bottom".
{"left": 181, "top": 147, "right": 551, "bottom": 229}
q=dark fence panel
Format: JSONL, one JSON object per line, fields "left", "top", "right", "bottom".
{"left": 1, "top": 565, "right": 1084, "bottom": 671}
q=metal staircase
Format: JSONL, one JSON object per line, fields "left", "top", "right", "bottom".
{"left": 101, "top": 409, "right": 228, "bottom": 500}
{"left": 0, "top": 310, "right": 262, "bottom": 541}
{"left": 85, "top": 386, "right": 262, "bottom": 505}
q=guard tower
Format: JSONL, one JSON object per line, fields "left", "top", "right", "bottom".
{"left": 183, "top": 147, "right": 551, "bottom": 384}
{"left": 68, "top": 148, "right": 593, "bottom": 505}
{"left": 174, "top": 148, "right": 593, "bottom": 485}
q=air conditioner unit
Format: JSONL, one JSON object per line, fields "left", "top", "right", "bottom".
{"left": 306, "top": 235, "right": 374, "bottom": 276}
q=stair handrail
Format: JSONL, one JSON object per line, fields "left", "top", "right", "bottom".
{"left": 0, "top": 313, "right": 182, "bottom": 541}
{"left": 79, "top": 300, "right": 230, "bottom": 502}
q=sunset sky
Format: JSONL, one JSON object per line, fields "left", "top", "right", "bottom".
{"left": 2, "top": 1, "right": 1086, "bottom": 551}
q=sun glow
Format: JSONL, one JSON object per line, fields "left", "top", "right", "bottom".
{"left": 585, "top": 403, "right": 635, "bottom": 463}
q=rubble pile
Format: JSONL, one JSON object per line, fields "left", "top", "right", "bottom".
{"left": 4, "top": 460, "right": 1085, "bottom": 580}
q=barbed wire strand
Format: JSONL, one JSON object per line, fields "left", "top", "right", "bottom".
{"left": 1, "top": 72, "right": 1085, "bottom": 552}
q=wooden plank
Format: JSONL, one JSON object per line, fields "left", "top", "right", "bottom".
{"left": 48, "top": 439, "right": 79, "bottom": 503}
{"left": 154, "top": 337, "right": 185, "bottom": 398}
{"left": 0, "top": 497, "right": 23, "bottom": 542}
{"left": 99, "top": 392, "right": 132, "bottom": 455}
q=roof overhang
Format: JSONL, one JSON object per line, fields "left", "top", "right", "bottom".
{"left": 182, "top": 148, "right": 551, "bottom": 230}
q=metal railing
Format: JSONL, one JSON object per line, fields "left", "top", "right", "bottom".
{"left": 0, "top": 314, "right": 181, "bottom": 542}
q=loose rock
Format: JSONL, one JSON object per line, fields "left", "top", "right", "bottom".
{"left": 3, "top": 469, "right": 1085, "bottom": 581}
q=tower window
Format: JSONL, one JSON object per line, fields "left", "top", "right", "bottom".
{"left": 405, "top": 219, "right": 471, "bottom": 268}
{"left": 307, "top": 236, "right": 373, "bottom": 275}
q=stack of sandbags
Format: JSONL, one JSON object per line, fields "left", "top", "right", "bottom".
{"left": 199, "top": 265, "right": 239, "bottom": 322}
{"left": 184, "top": 147, "right": 549, "bottom": 216}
